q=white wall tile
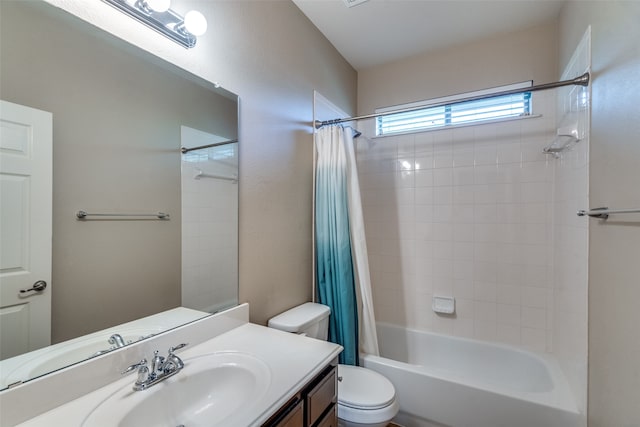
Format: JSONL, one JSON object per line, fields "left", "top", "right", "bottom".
{"left": 496, "top": 324, "right": 521, "bottom": 345}
{"left": 453, "top": 224, "right": 474, "bottom": 242}
{"left": 551, "top": 31, "right": 590, "bottom": 411}
{"left": 359, "top": 111, "right": 560, "bottom": 354}
{"left": 454, "top": 279, "right": 475, "bottom": 299}
{"left": 474, "top": 281, "right": 497, "bottom": 302}
{"left": 433, "top": 186, "right": 454, "bottom": 204}
{"left": 415, "top": 169, "right": 434, "bottom": 187}
{"left": 497, "top": 303, "right": 521, "bottom": 326}
{"left": 474, "top": 165, "right": 499, "bottom": 184}
{"left": 474, "top": 321, "right": 497, "bottom": 341}
{"left": 453, "top": 243, "right": 475, "bottom": 262}
{"left": 433, "top": 168, "right": 454, "bottom": 186}
{"left": 415, "top": 153, "right": 435, "bottom": 170}
{"left": 522, "top": 306, "right": 547, "bottom": 329}
{"left": 497, "top": 143, "right": 522, "bottom": 164}
{"left": 453, "top": 167, "right": 475, "bottom": 186}
{"left": 453, "top": 149, "right": 475, "bottom": 167}
{"left": 521, "top": 327, "right": 546, "bottom": 352}
{"left": 452, "top": 318, "right": 475, "bottom": 339}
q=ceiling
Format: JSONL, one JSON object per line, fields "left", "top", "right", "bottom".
{"left": 292, "top": 0, "right": 565, "bottom": 70}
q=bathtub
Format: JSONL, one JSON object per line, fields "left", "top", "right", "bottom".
{"left": 360, "top": 323, "right": 582, "bottom": 427}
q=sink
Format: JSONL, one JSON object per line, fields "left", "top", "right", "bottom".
{"left": 82, "top": 352, "right": 272, "bottom": 427}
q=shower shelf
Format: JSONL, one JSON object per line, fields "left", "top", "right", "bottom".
{"left": 543, "top": 123, "right": 581, "bottom": 158}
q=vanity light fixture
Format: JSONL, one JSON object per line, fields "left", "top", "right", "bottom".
{"left": 103, "top": 0, "right": 207, "bottom": 48}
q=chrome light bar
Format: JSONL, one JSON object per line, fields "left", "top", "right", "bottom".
{"left": 103, "top": 0, "right": 198, "bottom": 49}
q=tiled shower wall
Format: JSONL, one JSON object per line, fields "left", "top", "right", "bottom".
{"left": 552, "top": 28, "right": 590, "bottom": 415}
{"left": 357, "top": 91, "right": 558, "bottom": 353}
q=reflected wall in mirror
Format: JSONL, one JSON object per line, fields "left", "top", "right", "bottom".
{"left": 181, "top": 128, "right": 239, "bottom": 313}
{"left": 0, "top": 0, "right": 238, "bottom": 388}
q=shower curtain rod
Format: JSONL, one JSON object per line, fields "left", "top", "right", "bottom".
{"left": 314, "top": 72, "right": 590, "bottom": 129}
{"left": 180, "top": 139, "right": 238, "bottom": 154}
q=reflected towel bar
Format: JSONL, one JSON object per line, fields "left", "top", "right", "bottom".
{"left": 194, "top": 169, "right": 237, "bottom": 182}
{"left": 76, "top": 210, "right": 170, "bottom": 220}
{"left": 577, "top": 207, "right": 640, "bottom": 219}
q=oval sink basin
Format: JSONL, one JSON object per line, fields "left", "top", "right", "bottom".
{"left": 82, "top": 352, "right": 272, "bottom": 427}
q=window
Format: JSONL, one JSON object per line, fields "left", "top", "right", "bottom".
{"left": 375, "top": 82, "right": 532, "bottom": 136}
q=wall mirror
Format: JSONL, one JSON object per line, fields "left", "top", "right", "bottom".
{"left": 0, "top": 1, "right": 239, "bottom": 389}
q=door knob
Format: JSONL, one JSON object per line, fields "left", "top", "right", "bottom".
{"left": 20, "top": 280, "right": 47, "bottom": 294}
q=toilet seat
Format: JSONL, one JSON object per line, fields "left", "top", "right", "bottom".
{"left": 337, "top": 364, "right": 396, "bottom": 410}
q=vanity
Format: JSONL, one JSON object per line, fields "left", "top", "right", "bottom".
{"left": 0, "top": 304, "right": 342, "bottom": 426}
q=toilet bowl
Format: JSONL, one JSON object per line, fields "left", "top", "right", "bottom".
{"left": 268, "top": 303, "right": 400, "bottom": 427}
{"left": 336, "top": 364, "right": 400, "bottom": 427}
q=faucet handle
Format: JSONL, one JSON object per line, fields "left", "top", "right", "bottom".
{"left": 168, "top": 343, "right": 188, "bottom": 354}
{"left": 122, "top": 359, "right": 148, "bottom": 375}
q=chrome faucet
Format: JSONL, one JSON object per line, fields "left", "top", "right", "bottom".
{"left": 90, "top": 334, "right": 128, "bottom": 357}
{"left": 122, "top": 343, "right": 188, "bottom": 391}
{"left": 108, "top": 333, "right": 127, "bottom": 348}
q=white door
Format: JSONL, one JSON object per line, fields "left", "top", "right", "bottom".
{"left": 0, "top": 100, "right": 52, "bottom": 361}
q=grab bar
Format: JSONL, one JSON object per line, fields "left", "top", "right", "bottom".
{"left": 76, "top": 211, "right": 170, "bottom": 220}
{"left": 577, "top": 207, "right": 640, "bottom": 220}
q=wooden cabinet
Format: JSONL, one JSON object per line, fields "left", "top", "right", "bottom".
{"left": 306, "top": 365, "right": 337, "bottom": 426}
{"left": 315, "top": 405, "right": 337, "bottom": 427}
{"left": 273, "top": 400, "right": 304, "bottom": 427}
{"left": 263, "top": 360, "right": 338, "bottom": 427}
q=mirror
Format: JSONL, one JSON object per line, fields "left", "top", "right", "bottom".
{"left": 0, "top": 1, "right": 238, "bottom": 388}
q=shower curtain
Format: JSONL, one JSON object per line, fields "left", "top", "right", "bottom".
{"left": 315, "top": 125, "right": 379, "bottom": 365}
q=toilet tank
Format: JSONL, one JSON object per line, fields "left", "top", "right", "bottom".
{"left": 267, "top": 302, "right": 331, "bottom": 340}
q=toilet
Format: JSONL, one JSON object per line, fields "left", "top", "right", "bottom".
{"left": 268, "top": 302, "right": 400, "bottom": 427}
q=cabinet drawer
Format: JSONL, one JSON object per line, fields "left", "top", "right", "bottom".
{"left": 273, "top": 399, "right": 304, "bottom": 427}
{"left": 315, "top": 404, "right": 337, "bottom": 427}
{"left": 306, "top": 366, "right": 337, "bottom": 426}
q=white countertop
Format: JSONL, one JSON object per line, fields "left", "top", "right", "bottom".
{"left": 13, "top": 322, "right": 342, "bottom": 426}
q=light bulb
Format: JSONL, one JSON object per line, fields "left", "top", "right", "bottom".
{"left": 145, "top": 0, "right": 170, "bottom": 12}
{"left": 184, "top": 10, "right": 207, "bottom": 36}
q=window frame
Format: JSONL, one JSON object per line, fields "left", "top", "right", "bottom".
{"left": 375, "top": 81, "right": 534, "bottom": 136}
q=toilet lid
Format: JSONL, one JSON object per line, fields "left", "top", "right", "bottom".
{"left": 337, "top": 364, "right": 396, "bottom": 410}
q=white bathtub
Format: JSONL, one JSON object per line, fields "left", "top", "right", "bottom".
{"left": 360, "top": 323, "right": 582, "bottom": 427}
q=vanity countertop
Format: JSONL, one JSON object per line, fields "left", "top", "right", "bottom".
{"left": 13, "top": 323, "right": 342, "bottom": 427}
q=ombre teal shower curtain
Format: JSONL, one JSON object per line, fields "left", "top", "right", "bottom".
{"left": 315, "top": 124, "right": 379, "bottom": 365}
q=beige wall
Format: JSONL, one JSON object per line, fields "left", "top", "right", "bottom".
{"left": 40, "top": 0, "right": 357, "bottom": 326}
{"left": 559, "top": 2, "right": 640, "bottom": 426}
{"left": 357, "top": 22, "right": 558, "bottom": 134}
{"left": 199, "top": 1, "right": 357, "bottom": 324}
{"left": 1, "top": 1, "right": 238, "bottom": 342}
